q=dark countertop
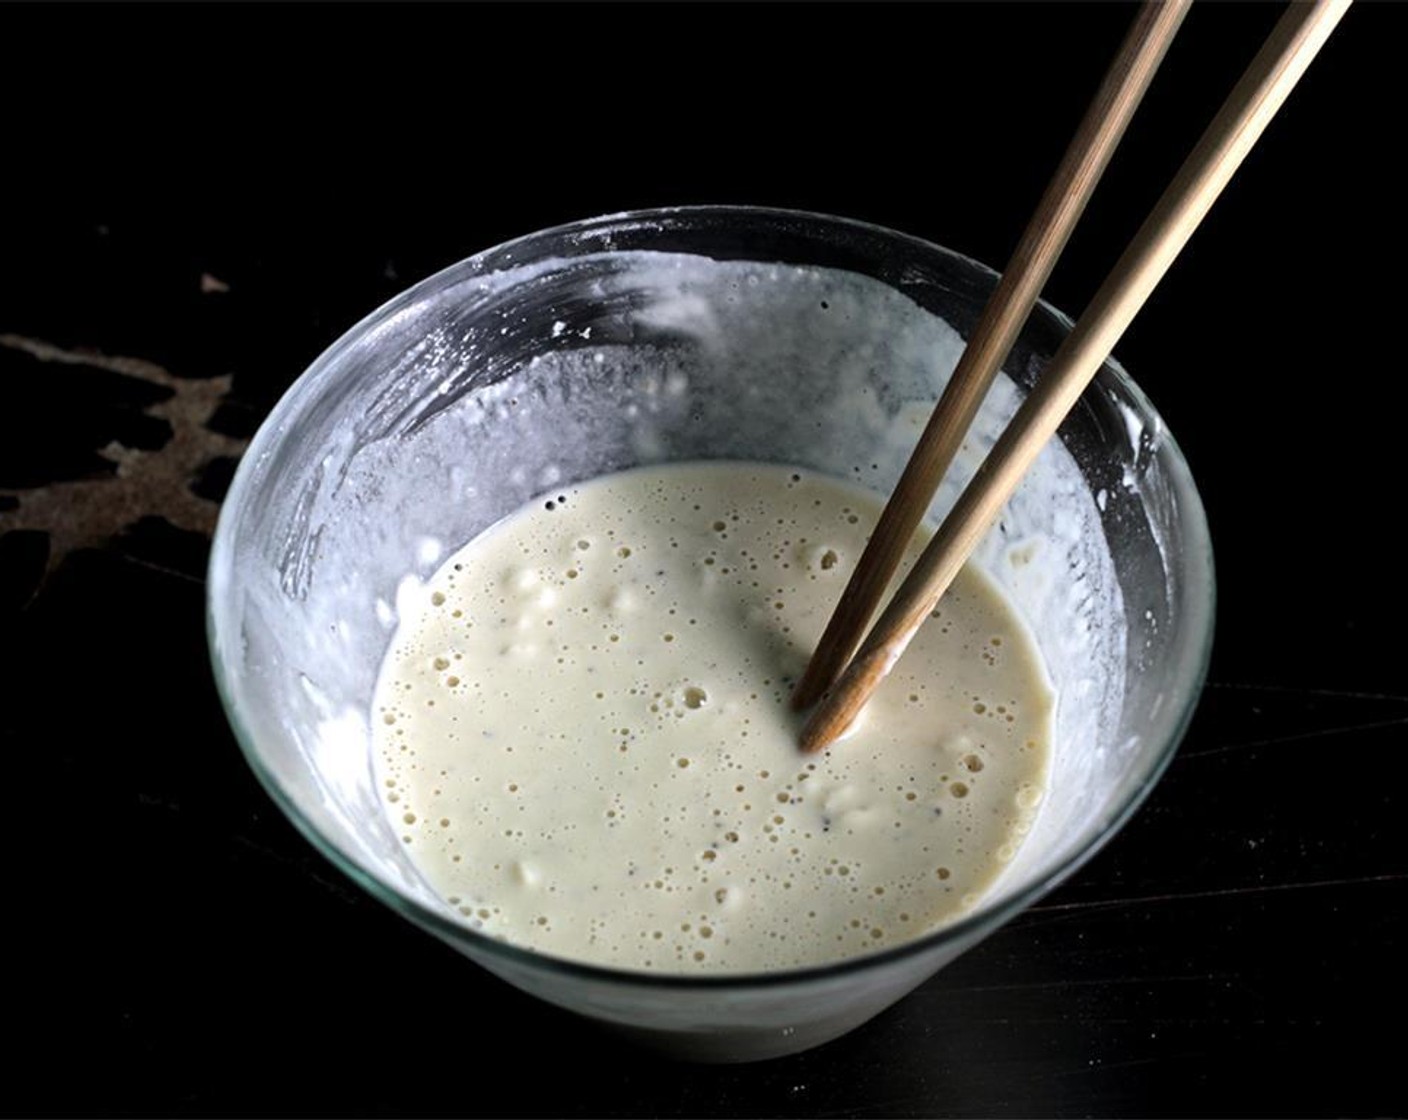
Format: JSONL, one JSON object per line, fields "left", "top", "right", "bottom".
{"left": 3, "top": 4, "right": 1403, "bottom": 1117}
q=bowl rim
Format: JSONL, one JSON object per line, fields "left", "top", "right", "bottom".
{"left": 207, "top": 203, "right": 1216, "bottom": 991}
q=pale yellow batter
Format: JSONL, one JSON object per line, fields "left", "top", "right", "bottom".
{"left": 372, "top": 462, "right": 1051, "bottom": 973}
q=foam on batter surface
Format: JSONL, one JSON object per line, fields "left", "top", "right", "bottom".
{"left": 373, "top": 461, "right": 1052, "bottom": 973}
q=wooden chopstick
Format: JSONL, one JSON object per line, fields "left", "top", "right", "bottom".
{"left": 790, "top": 0, "right": 1192, "bottom": 712}
{"left": 801, "top": 0, "right": 1351, "bottom": 753}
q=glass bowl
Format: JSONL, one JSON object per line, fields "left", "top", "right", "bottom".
{"left": 207, "top": 206, "right": 1214, "bottom": 1062}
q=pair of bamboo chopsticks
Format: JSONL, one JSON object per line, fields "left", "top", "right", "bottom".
{"left": 795, "top": 0, "right": 1350, "bottom": 752}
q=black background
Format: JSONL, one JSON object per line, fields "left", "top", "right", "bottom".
{"left": 2, "top": 3, "right": 1404, "bottom": 1117}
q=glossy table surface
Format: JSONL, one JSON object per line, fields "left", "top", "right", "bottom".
{"left": 3, "top": 5, "right": 1402, "bottom": 1116}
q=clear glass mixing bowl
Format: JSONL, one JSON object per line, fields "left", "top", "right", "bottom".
{"left": 207, "top": 206, "right": 1214, "bottom": 1062}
